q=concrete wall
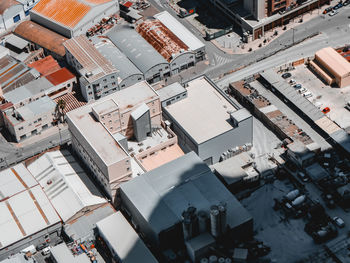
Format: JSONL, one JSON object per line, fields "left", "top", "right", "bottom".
{"left": 30, "top": 12, "right": 72, "bottom": 37}
{"left": 119, "top": 74, "right": 144, "bottom": 90}
{"left": 244, "top": 0, "right": 265, "bottom": 20}
{"left": 3, "top": 5, "right": 25, "bottom": 31}
{"left": 170, "top": 52, "right": 195, "bottom": 75}
{"left": 47, "top": 77, "right": 76, "bottom": 99}
{"left": 144, "top": 63, "right": 170, "bottom": 84}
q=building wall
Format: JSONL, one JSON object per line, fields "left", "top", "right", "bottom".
{"left": 161, "top": 90, "right": 188, "bottom": 107}
{"left": 244, "top": 0, "right": 266, "bottom": 20}
{"left": 144, "top": 63, "right": 170, "bottom": 84}
{"left": 198, "top": 115, "right": 253, "bottom": 165}
{"left": 2, "top": 5, "right": 25, "bottom": 31}
{"left": 0, "top": 222, "right": 61, "bottom": 261}
{"left": 119, "top": 74, "right": 144, "bottom": 90}
{"left": 170, "top": 52, "right": 195, "bottom": 75}
{"left": 47, "top": 77, "right": 76, "bottom": 99}
{"left": 30, "top": 12, "right": 72, "bottom": 37}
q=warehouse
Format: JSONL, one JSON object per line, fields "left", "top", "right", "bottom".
{"left": 107, "top": 26, "right": 170, "bottom": 84}
{"left": 0, "top": 164, "right": 61, "bottom": 260}
{"left": 310, "top": 47, "right": 350, "bottom": 88}
{"left": 163, "top": 76, "right": 253, "bottom": 165}
{"left": 136, "top": 19, "right": 196, "bottom": 75}
{"left": 119, "top": 152, "right": 253, "bottom": 250}
{"left": 96, "top": 212, "right": 158, "bottom": 263}
{"left": 92, "top": 36, "right": 144, "bottom": 89}
{"left": 154, "top": 11, "right": 206, "bottom": 62}
{"left": 30, "top": 0, "right": 119, "bottom": 38}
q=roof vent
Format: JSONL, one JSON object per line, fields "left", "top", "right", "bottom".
{"left": 85, "top": 72, "right": 93, "bottom": 78}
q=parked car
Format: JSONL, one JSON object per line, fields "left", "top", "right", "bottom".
{"left": 329, "top": 10, "right": 339, "bottom": 16}
{"left": 322, "top": 107, "right": 330, "bottom": 114}
{"left": 298, "top": 87, "right": 308, "bottom": 94}
{"left": 333, "top": 216, "right": 345, "bottom": 228}
{"left": 298, "top": 172, "right": 309, "bottom": 182}
{"left": 282, "top": 72, "right": 292, "bottom": 79}
{"left": 333, "top": 3, "right": 342, "bottom": 9}
{"left": 343, "top": 1, "right": 349, "bottom": 6}
{"left": 303, "top": 92, "right": 313, "bottom": 98}
{"left": 42, "top": 246, "right": 51, "bottom": 256}
{"left": 323, "top": 7, "right": 333, "bottom": 13}
{"left": 293, "top": 84, "right": 302, "bottom": 89}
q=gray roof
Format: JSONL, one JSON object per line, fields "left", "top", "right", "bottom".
{"left": 329, "top": 129, "right": 350, "bottom": 155}
{"left": 17, "top": 96, "right": 56, "bottom": 120}
{"left": 156, "top": 82, "right": 187, "bottom": 102}
{"left": 3, "top": 78, "right": 54, "bottom": 105}
{"left": 230, "top": 108, "right": 251, "bottom": 123}
{"left": 305, "top": 163, "right": 329, "bottom": 182}
{"left": 5, "top": 34, "right": 29, "bottom": 50}
{"left": 92, "top": 37, "right": 143, "bottom": 83}
{"left": 131, "top": 103, "right": 149, "bottom": 120}
{"left": 260, "top": 70, "right": 324, "bottom": 121}
{"left": 50, "top": 243, "right": 90, "bottom": 263}
{"left": 96, "top": 212, "right": 158, "bottom": 263}
{"left": 120, "top": 152, "right": 252, "bottom": 235}
{"left": 107, "top": 26, "right": 168, "bottom": 74}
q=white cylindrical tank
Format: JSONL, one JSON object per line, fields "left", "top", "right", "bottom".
{"left": 292, "top": 195, "right": 306, "bottom": 206}
{"left": 218, "top": 257, "right": 225, "bottom": 263}
{"left": 285, "top": 189, "right": 300, "bottom": 201}
{"left": 210, "top": 206, "right": 220, "bottom": 238}
{"left": 218, "top": 202, "right": 227, "bottom": 234}
{"left": 198, "top": 210, "right": 208, "bottom": 234}
{"left": 224, "top": 258, "right": 232, "bottom": 263}
{"left": 200, "top": 258, "right": 209, "bottom": 263}
{"left": 209, "top": 255, "right": 218, "bottom": 263}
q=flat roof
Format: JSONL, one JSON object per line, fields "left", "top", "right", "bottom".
{"left": 28, "top": 56, "right": 62, "bottom": 76}
{"left": 0, "top": 164, "right": 61, "bottom": 249}
{"left": 156, "top": 82, "right": 187, "bottom": 102}
{"left": 107, "top": 26, "right": 168, "bottom": 74}
{"left": 5, "top": 34, "right": 29, "bottom": 50}
{"left": 16, "top": 96, "right": 56, "bottom": 120}
{"left": 164, "top": 76, "right": 238, "bottom": 144}
{"left": 45, "top": 67, "right": 76, "bottom": 86}
{"left": 27, "top": 150, "right": 107, "bottom": 222}
{"left": 96, "top": 212, "right": 158, "bottom": 263}
{"left": 154, "top": 11, "right": 205, "bottom": 52}
{"left": 120, "top": 152, "right": 252, "bottom": 235}
{"left": 64, "top": 36, "right": 118, "bottom": 83}
{"left": 50, "top": 243, "right": 90, "bottom": 263}
{"left": 315, "top": 47, "right": 350, "bottom": 78}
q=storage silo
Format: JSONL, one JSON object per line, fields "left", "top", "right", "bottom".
{"left": 210, "top": 206, "right": 220, "bottom": 238}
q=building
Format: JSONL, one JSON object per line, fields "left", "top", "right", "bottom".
{"left": 96, "top": 212, "right": 158, "bottom": 263}
{"left": 14, "top": 21, "right": 68, "bottom": 58}
{"left": 64, "top": 35, "right": 120, "bottom": 102}
{"left": 163, "top": 76, "right": 253, "bottom": 165}
{"left": 28, "top": 55, "right": 61, "bottom": 76}
{"left": 45, "top": 68, "right": 77, "bottom": 98}
{"left": 208, "top": 0, "right": 329, "bottom": 41}
{"left": 154, "top": 11, "right": 206, "bottom": 62}
{"left": 156, "top": 82, "right": 187, "bottom": 107}
{"left": 30, "top": 0, "right": 119, "bottom": 38}
{"left": 119, "top": 152, "right": 253, "bottom": 250}
{"left": 91, "top": 36, "right": 144, "bottom": 90}
{"left": 2, "top": 96, "right": 56, "bottom": 142}
{"left": 0, "top": 164, "right": 61, "bottom": 260}
{"left": 27, "top": 150, "right": 108, "bottom": 223}
{"left": 107, "top": 26, "right": 170, "bottom": 84}
{"left": 0, "top": 45, "right": 10, "bottom": 59}
{"left": 286, "top": 140, "right": 318, "bottom": 168}
{"left": 310, "top": 47, "right": 350, "bottom": 88}
{"left": 0, "top": 0, "right": 26, "bottom": 34}
{"left": 49, "top": 243, "right": 90, "bottom": 263}
{"left": 136, "top": 19, "right": 196, "bottom": 75}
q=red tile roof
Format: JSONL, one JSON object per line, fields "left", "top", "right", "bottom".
{"left": 28, "top": 56, "right": 61, "bottom": 76}
{"left": 45, "top": 68, "right": 76, "bottom": 86}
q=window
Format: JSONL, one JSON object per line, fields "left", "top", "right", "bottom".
{"left": 18, "top": 127, "right": 23, "bottom": 130}
{"left": 67, "top": 83, "right": 71, "bottom": 87}
{"left": 25, "top": 10, "right": 30, "bottom": 16}
{"left": 38, "top": 118, "right": 42, "bottom": 122}
{"left": 138, "top": 77, "right": 142, "bottom": 80}
{"left": 121, "top": 84, "right": 125, "bottom": 88}
{"left": 112, "top": 82, "right": 116, "bottom": 86}
{"left": 111, "top": 76, "right": 115, "bottom": 79}
{"left": 13, "top": 15, "right": 21, "bottom": 23}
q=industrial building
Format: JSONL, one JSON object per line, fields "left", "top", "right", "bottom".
{"left": 119, "top": 152, "right": 253, "bottom": 252}
{"left": 64, "top": 35, "right": 120, "bottom": 102}
{"left": 0, "top": 164, "right": 62, "bottom": 260}
{"left": 163, "top": 76, "right": 253, "bottom": 165}
{"left": 67, "top": 81, "right": 183, "bottom": 203}
{"left": 156, "top": 82, "right": 187, "bottom": 107}
{"left": 2, "top": 96, "right": 56, "bottom": 142}
{"left": 30, "top": 0, "right": 119, "bottom": 38}
{"left": 91, "top": 36, "right": 144, "bottom": 89}
{"left": 27, "top": 150, "right": 108, "bottom": 223}
{"left": 154, "top": 11, "right": 206, "bottom": 62}
{"left": 95, "top": 212, "right": 158, "bottom": 263}
{"left": 107, "top": 26, "right": 170, "bottom": 84}
{"left": 309, "top": 47, "right": 350, "bottom": 88}
{"left": 136, "top": 19, "right": 196, "bottom": 75}
{"left": 208, "top": 0, "right": 329, "bottom": 41}
{"left": 14, "top": 21, "right": 68, "bottom": 58}
{"left": 50, "top": 243, "right": 90, "bottom": 263}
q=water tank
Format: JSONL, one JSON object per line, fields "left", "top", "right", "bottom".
{"left": 292, "top": 195, "right": 306, "bottom": 206}
{"left": 200, "top": 258, "right": 209, "bottom": 263}
{"left": 218, "top": 202, "right": 227, "bottom": 234}
{"left": 285, "top": 189, "right": 300, "bottom": 201}
{"left": 210, "top": 206, "right": 220, "bottom": 238}
{"left": 198, "top": 210, "right": 208, "bottom": 234}
{"left": 209, "top": 255, "right": 218, "bottom": 263}
{"left": 218, "top": 258, "right": 225, "bottom": 263}
{"left": 182, "top": 211, "right": 191, "bottom": 241}
{"left": 188, "top": 206, "right": 199, "bottom": 237}
{"left": 225, "top": 258, "right": 232, "bottom": 263}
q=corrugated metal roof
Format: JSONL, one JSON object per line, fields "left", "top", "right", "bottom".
{"left": 45, "top": 67, "right": 76, "bottom": 86}
{"left": 28, "top": 56, "right": 62, "bottom": 76}
{"left": 27, "top": 150, "right": 107, "bottom": 222}
{"left": 107, "top": 26, "right": 168, "bottom": 74}
{"left": 16, "top": 96, "right": 56, "bottom": 120}
{"left": 32, "top": 0, "right": 91, "bottom": 28}
{"left": 96, "top": 212, "right": 158, "bottom": 263}
{"left": 14, "top": 21, "right": 67, "bottom": 57}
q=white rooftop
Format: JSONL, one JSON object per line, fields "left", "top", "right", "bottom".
{"left": 27, "top": 150, "right": 107, "bottom": 222}
{"left": 154, "top": 11, "right": 205, "bottom": 52}
{"left": 50, "top": 243, "right": 90, "bottom": 263}
{"left": 0, "top": 164, "right": 61, "bottom": 250}
{"left": 164, "top": 76, "right": 237, "bottom": 144}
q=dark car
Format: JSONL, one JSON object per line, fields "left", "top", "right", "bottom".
{"left": 333, "top": 3, "right": 342, "bottom": 9}
{"left": 282, "top": 72, "right": 292, "bottom": 79}
{"left": 343, "top": 1, "right": 349, "bottom": 6}
{"left": 323, "top": 7, "right": 333, "bottom": 13}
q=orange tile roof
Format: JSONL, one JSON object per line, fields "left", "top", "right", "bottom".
{"left": 45, "top": 68, "right": 76, "bottom": 86}
{"left": 84, "top": 0, "right": 112, "bottom": 3}
{"left": 32, "top": 0, "right": 91, "bottom": 28}
{"left": 28, "top": 56, "right": 61, "bottom": 76}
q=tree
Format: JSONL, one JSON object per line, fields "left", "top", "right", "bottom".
{"left": 56, "top": 99, "right": 66, "bottom": 123}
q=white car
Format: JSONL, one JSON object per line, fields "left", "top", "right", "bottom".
{"left": 329, "top": 10, "right": 338, "bottom": 16}
{"left": 303, "top": 92, "right": 313, "bottom": 98}
{"left": 298, "top": 87, "right": 308, "bottom": 94}
{"left": 333, "top": 216, "right": 345, "bottom": 228}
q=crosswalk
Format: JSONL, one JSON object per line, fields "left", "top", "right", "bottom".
{"left": 212, "top": 53, "right": 233, "bottom": 66}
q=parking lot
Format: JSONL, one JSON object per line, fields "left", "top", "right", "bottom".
{"left": 280, "top": 64, "right": 350, "bottom": 129}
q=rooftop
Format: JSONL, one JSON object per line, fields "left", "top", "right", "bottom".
{"left": 16, "top": 96, "right": 56, "bottom": 120}
{"left": 64, "top": 35, "right": 118, "bottom": 83}
{"left": 136, "top": 19, "right": 189, "bottom": 62}
{"left": 50, "top": 243, "right": 90, "bottom": 263}
{"left": 120, "top": 152, "right": 252, "bottom": 235}
{"left": 0, "top": 0, "right": 20, "bottom": 15}
{"left": 28, "top": 56, "right": 62, "bottom": 76}
{"left": 27, "top": 150, "right": 107, "bottom": 222}
{"left": 156, "top": 82, "right": 187, "bottom": 103}
{"left": 164, "top": 76, "right": 238, "bottom": 144}
{"left": 154, "top": 11, "right": 205, "bottom": 52}
{"left": 5, "top": 34, "right": 29, "bottom": 50}
{"left": 96, "top": 212, "right": 158, "bottom": 263}
{"left": 0, "top": 164, "right": 61, "bottom": 249}
{"left": 107, "top": 26, "right": 168, "bottom": 74}
{"left": 315, "top": 47, "right": 350, "bottom": 78}
{"left": 14, "top": 21, "right": 68, "bottom": 57}
{"left": 45, "top": 67, "right": 76, "bottom": 86}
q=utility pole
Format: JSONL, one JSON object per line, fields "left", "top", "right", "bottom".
{"left": 292, "top": 27, "right": 295, "bottom": 45}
